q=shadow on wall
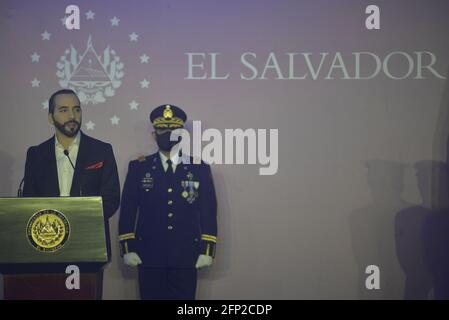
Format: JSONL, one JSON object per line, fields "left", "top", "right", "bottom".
{"left": 0, "top": 149, "right": 15, "bottom": 300}
{"left": 349, "top": 160, "right": 409, "bottom": 299}
{"left": 420, "top": 162, "right": 449, "bottom": 300}
{"left": 0, "top": 3, "right": 14, "bottom": 28}
{"left": 417, "top": 66, "right": 449, "bottom": 300}
{"left": 396, "top": 161, "right": 449, "bottom": 300}
{"left": 395, "top": 66, "right": 449, "bottom": 300}
{"left": 350, "top": 67, "right": 449, "bottom": 300}
{"left": 395, "top": 161, "right": 435, "bottom": 299}
{"left": 432, "top": 67, "right": 449, "bottom": 163}
{"left": 0, "top": 150, "right": 15, "bottom": 197}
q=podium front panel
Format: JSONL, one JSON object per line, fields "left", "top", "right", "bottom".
{"left": 0, "top": 197, "right": 108, "bottom": 266}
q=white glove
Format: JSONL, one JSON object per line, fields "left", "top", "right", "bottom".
{"left": 123, "top": 252, "right": 142, "bottom": 267}
{"left": 195, "top": 254, "right": 213, "bottom": 269}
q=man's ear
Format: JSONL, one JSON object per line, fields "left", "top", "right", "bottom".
{"left": 48, "top": 113, "right": 54, "bottom": 125}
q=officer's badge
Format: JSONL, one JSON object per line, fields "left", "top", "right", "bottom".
{"left": 141, "top": 172, "right": 154, "bottom": 189}
{"left": 181, "top": 171, "right": 199, "bottom": 204}
{"left": 163, "top": 105, "right": 173, "bottom": 119}
{"left": 26, "top": 209, "right": 70, "bottom": 252}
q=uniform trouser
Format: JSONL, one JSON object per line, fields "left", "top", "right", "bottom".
{"left": 138, "top": 267, "right": 197, "bottom": 300}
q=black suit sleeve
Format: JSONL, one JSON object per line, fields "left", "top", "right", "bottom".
{"left": 23, "top": 147, "right": 37, "bottom": 197}
{"left": 100, "top": 144, "right": 120, "bottom": 219}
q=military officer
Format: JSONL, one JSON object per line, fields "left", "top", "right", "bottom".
{"left": 118, "top": 104, "right": 218, "bottom": 300}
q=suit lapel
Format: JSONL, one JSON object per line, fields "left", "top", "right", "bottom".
{"left": 155, "top": 152, "right": 165, "bottom": 180}
{"left": 149, "top": 153, "right": 166, "bottom": 189}
{"left": 70, "top": 132, "right": 89, "bottom": 196}
{"left": 43, "top": 136, "right": 60, "bottom": 196}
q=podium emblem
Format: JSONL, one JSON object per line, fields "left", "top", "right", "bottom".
{"left": 26, "top": 209, "right": 71, "bottom": 252}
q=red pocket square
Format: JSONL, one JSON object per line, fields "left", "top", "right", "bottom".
{"left": 85, "top": 161, "right": 104, "bottom": 170}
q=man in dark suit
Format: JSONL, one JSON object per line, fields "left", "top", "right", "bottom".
{"left": 118, "top": 104, "right": 217, "bottom": 300}
{"left": 21, "top": 89, "right": 120, "bottom": 299}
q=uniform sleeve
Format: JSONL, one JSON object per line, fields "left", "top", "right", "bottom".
{"left": 199, "top": 164, "right": 218, "bottom": 258}
{"left": 23, "top": 147, "right": 37, "bottom": 197}
{"left": 118, "top": 160, "right": 140, "bottom": 256}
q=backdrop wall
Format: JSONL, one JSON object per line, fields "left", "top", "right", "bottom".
{"left": 0, "top": 0, "right": 448, "bottom": 299}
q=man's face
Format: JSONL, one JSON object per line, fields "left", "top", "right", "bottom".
{"left": 152, "top": 127, "right": 183, "bottom": 152}
{"left": 48, "top": 94, "right": 82, "bottom": 138}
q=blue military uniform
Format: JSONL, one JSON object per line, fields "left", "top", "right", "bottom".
{"left": 118, "top": 105, "right": 217, "bottom": 300}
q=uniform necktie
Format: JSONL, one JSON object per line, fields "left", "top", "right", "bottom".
{"left": 166, "top": 159, "right": 174, "bottom": 175}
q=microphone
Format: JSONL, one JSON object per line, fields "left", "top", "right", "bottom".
{"left": 63, "top": 149, "right": 75, "bottom": 170}
{"left": 64, "top": 149, "right": 82, "bottom": 196}
{"left": 17, "top": 177, "right": 25, "bottom": 197}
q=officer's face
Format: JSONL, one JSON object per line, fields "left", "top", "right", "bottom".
{"left": 153, "top": 128, "right": 182, "bottom": 152}
{"left": 48, "top": 94, "right": 82, "bottom": 138}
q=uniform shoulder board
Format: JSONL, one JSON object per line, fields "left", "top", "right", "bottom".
{"left": 137, "top": 156, "right": 146, "bottom": 163}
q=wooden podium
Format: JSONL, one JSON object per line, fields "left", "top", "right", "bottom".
{"left": 0, "top": 197, "right": 108, "bottom": 300}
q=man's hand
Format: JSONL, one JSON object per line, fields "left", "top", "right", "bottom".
{"left": 195, "top": 254, "right": 213, "bottom": 269}
{"left": 123, "top": 252, "right": 142, "bottom": 267}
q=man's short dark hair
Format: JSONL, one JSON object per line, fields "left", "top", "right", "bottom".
{"left": 48, "top": 89, "right": 79, "bottom": 114}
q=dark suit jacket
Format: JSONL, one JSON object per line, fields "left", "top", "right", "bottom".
{"left": 23, "top": 131, "right": 121, "bottom": 259}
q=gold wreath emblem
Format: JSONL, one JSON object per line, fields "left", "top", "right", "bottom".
{"left": 26, "top": 209, "right": 70, "bottom": 252}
